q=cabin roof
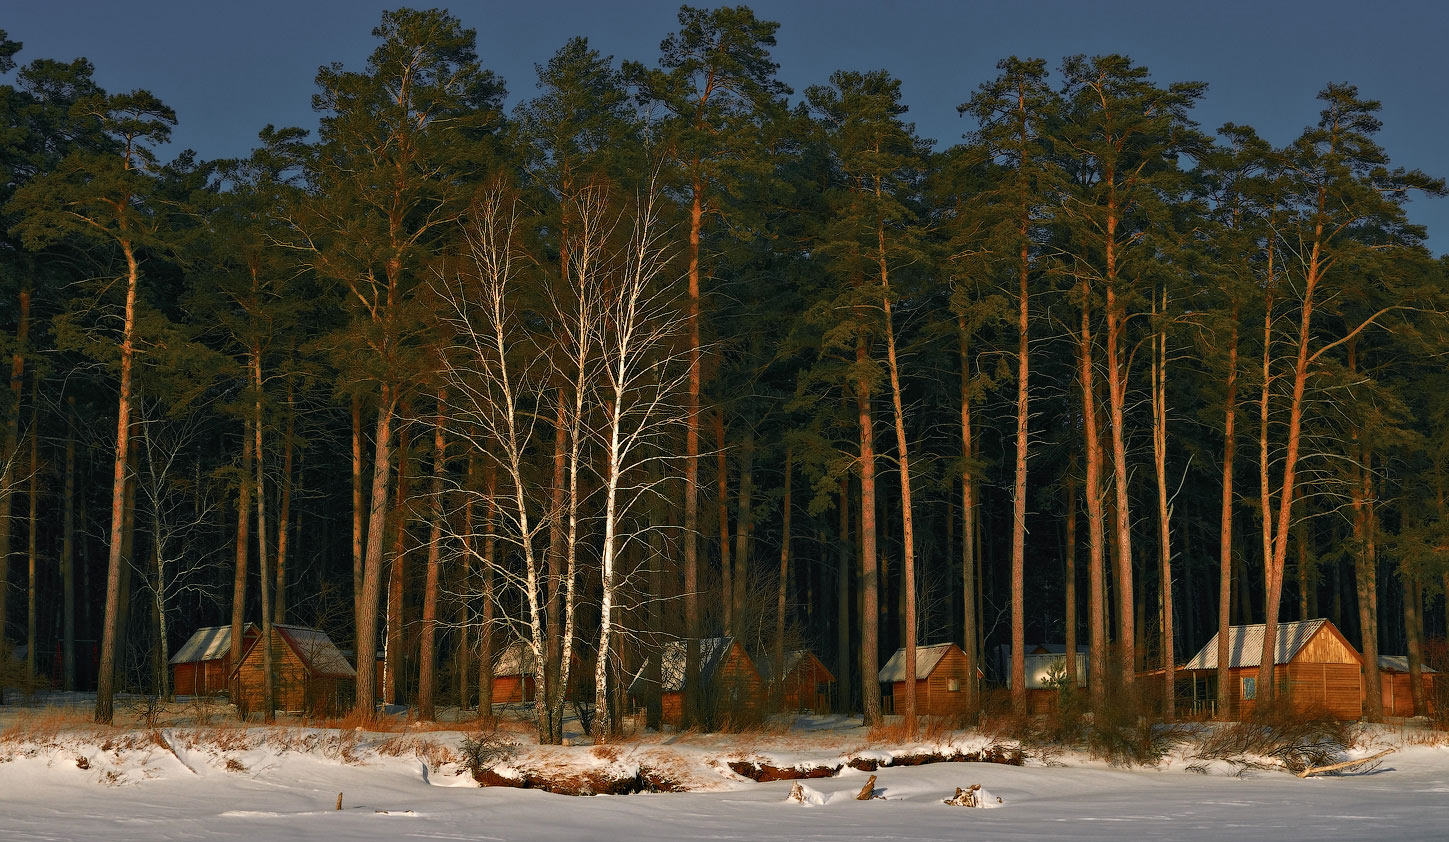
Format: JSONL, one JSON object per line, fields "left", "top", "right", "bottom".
{"left": 878, "top": 642, "right": 959, "bottom": 683}
{"left": 758, "top": 649, "right": 834, "bottom": 683}
{"left": 1181, "top": 619, "right": 1350, "bottom": 670}
{"left": 276, "top": 625, "right": 356, "bottom": 679}
{"left": 229, "top": 624, "right": 356, "bottom": 680}
{"left": 169, "top": 624, "right": 257, "bottom": 665}
{"left": 629, "top": 637, "right": 737, "bottom": 695}
{"left": 491, "top": 640, "right": 537, "bottom": 677}
{"left": 1379, "top": 655, "right": 1438, "bottom": 674}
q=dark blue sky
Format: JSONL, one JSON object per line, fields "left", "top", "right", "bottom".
{"left": 8, "top": 0, "right": 1447, "bottom": 252}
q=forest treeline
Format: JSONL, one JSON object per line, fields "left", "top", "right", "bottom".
{"left": 1, "top": 6, "right": 1447, "bottom": 736}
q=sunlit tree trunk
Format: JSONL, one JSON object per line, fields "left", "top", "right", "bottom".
{"left": 959, "top": 315, "right": 979, "bottom": 713}
{"left": 62, "top": 396, "right": 76, "bottom": 692}
{"left": 856, "top": 329, "right": 881, "bottom": 725}
{"left": 417, "top": 389, "right": 446, "bottom": 721}
{"left": 1217, "top": 315, "right": 1239, "bottom": 719}
{"left": 1078, "top": 278, "right": 1108, "bottom": 712}
{"left": 95, "top": 239, "right": 141, "bottom": 724}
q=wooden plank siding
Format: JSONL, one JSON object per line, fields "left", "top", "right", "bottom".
{"left": 890, "top": 646, "right": 975, "bottom": 720}
{"left": 777, "top": 653, "right": 835, "bottom": 714}
{"left": 231, "top": 628, "right": 351, "bottom": 716}
{"left": 1185, "top": 625, "right": 1364, "bottom": 721}
{"left": 1381, "top": 670, "right": 1437, "bottom": 717}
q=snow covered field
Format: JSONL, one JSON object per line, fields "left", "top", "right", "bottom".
{"left": 2, "top": 713, "right": 1447, "bottom": 841}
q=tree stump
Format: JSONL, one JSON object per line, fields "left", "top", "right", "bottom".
{"left": 856, "top": 774, "right": 877, "bottom": 800}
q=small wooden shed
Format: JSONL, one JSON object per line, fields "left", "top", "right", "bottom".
{"left": 629, "top": 637, "right": 765, "bottom": 727}
{"left": 1179, "top": 618, "right": 1363, "bottom": 720}
{"left": 878, "top": 642, "right": 980, "bottom": 719}
{"left": 1379, "top": 655, "right": 1438, "bottom": 717}
{"left": 1000, "top": 644, "right": 1089, "bottom": 715}
{"left": 759, "top": 649, "right": 835, "bottom": 714}
{"left": 490, "top": 641, "right": 539, "bottom": 705}
{"left": 230, "top": 624, "right": 357, "bottom": 715}
{"left": 169, "top": 624, "right": 259, "bottom": 696}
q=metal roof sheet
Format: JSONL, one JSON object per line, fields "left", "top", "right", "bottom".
{"left": 1181, "top": 619, "right": 1332, "bottom": 670}
{"left": 877, "top": 642, "right": 957, "bottom": 683}
{"left": 169, "top": 624, "right": 256, "bottom": 665}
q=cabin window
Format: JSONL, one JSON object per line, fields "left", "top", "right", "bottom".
{"left": 1241, "top": 676, "right": 1256, "bottom": 700}
{"left": 948, "top": 678, "right": 961, "bottom": 693}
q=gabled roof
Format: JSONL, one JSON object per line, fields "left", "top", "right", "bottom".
{"left": 229, "top": 624, "right": 356, "bottom": 680}
{"left": 878, "top": 642, "right": 961, "bottom": 683}
{"left": 1379, "top": 655, "right": 1439, "bottom": 674}
{"left": 758, "top": 649, "right": 834, "bottom": 683}
{"left": 169, "top": 624, "right": 257, "bottom": 665}
{"left": 492, "top": 640, "right": 538, "bottom": 677}
{"left": 1181, "top": 619, "right": 1357, "bottom": 670}
{"left": 276, "top": 625, "right": 356, "bottom": 679}
{"left": 629, "top": 637, "right": 739, "bottom": 695}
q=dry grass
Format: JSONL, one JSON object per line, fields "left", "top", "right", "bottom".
{"left": 0, "top": 707, "right": 107, "bottom": 748}
{"left": 1188, "top": 703, "right": 1359, "bottom": 774}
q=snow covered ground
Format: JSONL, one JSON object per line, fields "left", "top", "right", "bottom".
{"left": 2, "top": 712, "right": 1447, "bottom": 841}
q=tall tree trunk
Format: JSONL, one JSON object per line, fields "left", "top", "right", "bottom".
{"left": 1105, "top": 283, "right": 1134, "bottom": 687}
{"left": 253, "top": 350, "right": 276, "bottom": 723}
{"left": 352, "top": 394, "right": 365, "bottom": 644}
{"left": 717, "top": 413, "right": 732, "bottom": 636}
{"left": 1217, "top": 315, "right": 1239, "bottom": 719}
{"left": 0, "top": 286, "right": 28, "bottom": 675}
{"left": 1065, "top": 464, "right": 1079, "bottom": 690}
{"left": 1352, "top": 442, "right": 1384, "bottom": 722}
{"left": 385, "top": 417, "right": 411, "bottom": 706}
{"left": 1406, "top": 574, "right": 1426, "bottom": 716}
{"left": 1079, "top": 278, "right": 1109, "bottom": 712}
{"left": 959, "top": 315, "right": 979, "bottom": 714}
{"left": 417, "top": 390, "right": 446, "bottom": 721}
{"left": 732, "top": 430, "right": 754, "bottom": 637}
{"left": 857, "top": 331, "right": 882, "bottom": 725}
{"left": 774, "top": 447, "right": 792, "bottom": 707}
{"left": 230, "top": 415, "right": 252, "bottom": 710}
{"left": 354, "top": 388, "right": 399, "bottom": 719}
{"left": 879, "top": 247, "right": 917, "bottom": 734}
{"left": 62, "top": 396, "right": 76, "bottom": 692}
{"left": 95, "top": 242, "right": 139, "bottom": 725}
{"left": 1009, "top": 214, "right": 1031, "bottom": 716}
{"left": 683, "top": 173, "right": 703, "bottom": 729}
{"left": 836, "top": 476, "right": 852, "bottom": 713}
{"left": 1152, "top": 289, "right": 1174, "bottom": 719}
{"left": 545, "top": 393, "right": 566, "bottom": 737}
{"left": 26, "top": 389, "right": 38, "bottom": 695}
{"left": 274, "top": 386, "right": 295, "bottom": 623}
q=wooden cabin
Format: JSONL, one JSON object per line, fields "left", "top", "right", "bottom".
{"left": 759, "top": 649, "right": 835, "bottom": 714}
{"left": 491, "top": 641, "right": 539, "bottom": 705}
{"left": 629, "top": 637, "right": 765, "bottom": 727}
{"left": 1179, "top": 618, "right": 1363, "bottom": 720}
{"left": 1379, "top": 655, "right": 1438, "bottom": 717}
{"left": 1000, "top": 644, "right": 1089, "bottom": 714}
{"left": 488, "top": 640, "right": 589, "bottom": 707}
{"left": 878, "top": 642, "right": 980, "bottom": 719}
{"left": 169, "top": 624, "right": 260, "bottom": 696}
{"left": 229, "top": 624, "right": 356, "bottom": 715}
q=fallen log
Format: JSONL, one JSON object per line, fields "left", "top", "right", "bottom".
{"left": 1295, "top": 748, "right": 1395, "bottom": 778}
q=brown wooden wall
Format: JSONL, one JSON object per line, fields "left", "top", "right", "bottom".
{"left": 1215, "top": 663, "right": 1363, "bottom": 721}
{"left": 779, "top": 654, "right": 834, "bottom": 714}
{"left": 891, "top": 647, "right": 974, "bottom": 719}
{"left": 492, "top": 675, "right": 535, "bottom": 705}
{"left": 233, "top": 630, "right": 349, "bottom": 715}
{"left": 712, "top": 644, "right": 765, "bottom": 725}
{"left": 1382, "top": 671, "right": 1437, "bottom": 717}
